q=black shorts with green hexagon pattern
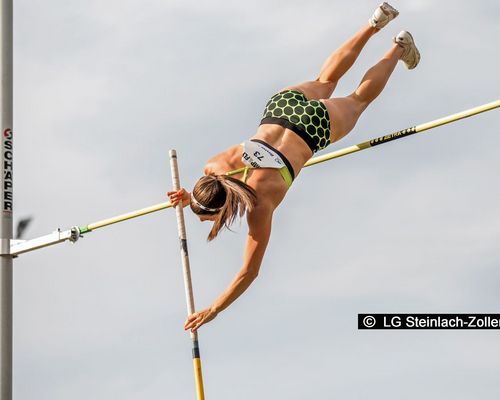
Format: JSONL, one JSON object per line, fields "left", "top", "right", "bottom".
{"left": 260, "top": 90, "right": 331, "bottom": 153}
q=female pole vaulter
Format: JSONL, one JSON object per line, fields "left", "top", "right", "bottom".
{"left": 168, "top": 3, "right": 420, "bottom": 332}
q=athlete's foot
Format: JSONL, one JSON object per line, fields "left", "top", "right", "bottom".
{"left": 369, "top": 2, "right": 399, "bottom": 30}
{"left": 393, "top": 30, "right": 420, "bottom": 69}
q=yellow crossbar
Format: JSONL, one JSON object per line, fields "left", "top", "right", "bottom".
{"left": 78, "top": 100, "right": 499, "bottom": 233}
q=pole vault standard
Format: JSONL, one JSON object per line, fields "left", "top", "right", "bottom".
{"left": 9, "top": 99, "right": 500, "bottom": 256}
{"left": 0, "top": 0, "right": 13, "bottom": 398}
{"left": 169, "top": 150, "right": 205, "bottom": 400}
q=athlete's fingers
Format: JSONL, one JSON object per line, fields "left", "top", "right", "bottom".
{"left": 184, "top": 313, "right": 199, "bottom": 330}
{"left": 185, "top": 319, "right": 199, "bottom": 331}
{"left": 190, "top": 319, "right": 203, "bottom": 332}
{"left": 167, "top": 190, "right": 184, "bottom": 197}
{"left": 189, "top": 319, "right": 204, "bottom": 332}
{"left": 184, "top": 308, "right": 215, "bottom": 332}
{"left": 167, "top": 192, "right": 181, "bottom": 207}
{"left": 184, "top": 314, "right": 195, "bottom": 326}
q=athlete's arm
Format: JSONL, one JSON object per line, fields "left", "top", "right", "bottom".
{"left": 184, "top": 201, "right": 274, "bottom": 332}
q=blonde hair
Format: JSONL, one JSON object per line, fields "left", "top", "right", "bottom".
{"left": 190, "top": 174, "right": 257, "bottom": 241}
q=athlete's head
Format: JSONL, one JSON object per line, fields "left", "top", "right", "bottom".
{"left": 191, "top": 174, "right": 257, "bottom": 241}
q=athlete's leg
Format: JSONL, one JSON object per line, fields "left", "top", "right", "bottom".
{"left": 284, "top": 24, "right": 377, "bottom": 100}
{"left": 284, "top": 3, "right": 399, "bottom": 100}
{"left": 322, "top": 44, "right": 403, "bottom": 143}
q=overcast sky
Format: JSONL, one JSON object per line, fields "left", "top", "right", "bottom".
{"left": 12, "top": 1, "right": 500, "bottom": 399}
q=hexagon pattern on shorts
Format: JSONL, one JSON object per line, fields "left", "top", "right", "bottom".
{"left": 261, "top": 90, "right": 331, "bottom": 153}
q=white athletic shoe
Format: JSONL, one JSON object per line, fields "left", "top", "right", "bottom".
{"left": 369, "top": 2, "right": 399, "bottom": 30}
{"left": 393, "top": 30, "right": 420, "bottom": 70}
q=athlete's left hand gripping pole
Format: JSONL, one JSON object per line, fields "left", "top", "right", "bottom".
{"left": 169, "top": 150, "right": 205, "bottom": 400}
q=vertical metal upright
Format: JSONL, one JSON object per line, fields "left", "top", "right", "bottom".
{"left": 0, "top": 0, "right": 13, "bottom": 399}
{"left": 169, "top": 150, "right": 205, "bottom": 400}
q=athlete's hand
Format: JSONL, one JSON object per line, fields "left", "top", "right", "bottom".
{"left": 184, "top": 307, "right": 218, "bottom": 332}
{"left": 167, "top": 188, "right": 190, "bottom": 207}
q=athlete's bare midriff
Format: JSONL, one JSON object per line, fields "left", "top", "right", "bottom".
{"left": 251, "top": 123, "right": 313, "bottom": 177}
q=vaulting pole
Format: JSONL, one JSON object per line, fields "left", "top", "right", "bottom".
{"left": 0, "top": 0, "right": 13, "bottom": 398}
{"left": 169, "top": 150, "right": 205, "bottom": 400}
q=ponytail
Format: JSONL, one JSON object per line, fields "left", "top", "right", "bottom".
{"left": 190, "top": 174, "right": 257, "bottom": 241}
